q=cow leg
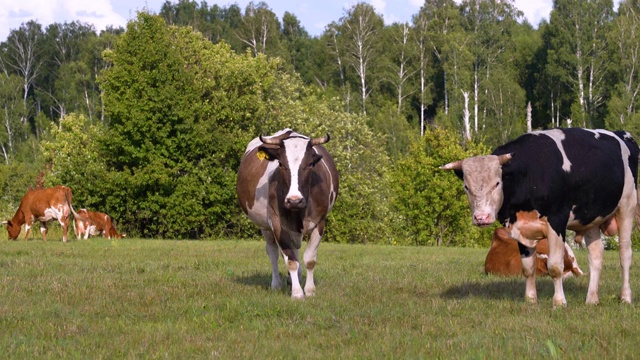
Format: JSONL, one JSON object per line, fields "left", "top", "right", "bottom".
{"left": 617, "top": 209, "right": 634, "bottom": 304}
{"left": 546, "top": 227, "right": 567, "bottom": 308}
{"left": 40, "top": 223, "right": 48, "bottom": 242}
{"left": 303, "top": 227, "right": 322, "bottom": 297}
{"left": 24, "top": 223, "right": 32, "bottom": 241}
{"left": 584, "top": 227, "right": 603, "bottom": 305}
{"left": 61, "top": 218, "right": 69, "bottom": 243}
{"left": 518, "top": 242, "right": 537, "bottom": 303}
{"left": 263, "top": 230, "right": 282, "bottom": 290}
{"left": 281, "top": 247, "right": 304, "bottom": 299}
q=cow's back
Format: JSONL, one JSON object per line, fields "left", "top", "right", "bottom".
{"left": 21, "top": 185, "right": 70, "bottom": 217}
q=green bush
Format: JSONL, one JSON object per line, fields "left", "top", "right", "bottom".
{"left": 389, "top": 127, "right": 495, "bottom": 247}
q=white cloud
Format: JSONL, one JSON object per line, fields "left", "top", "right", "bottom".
{"left": 514, "top": 0, "right": 552, "bottom": 26}
{"left": 0, "top": 0, "right": 127, "bottom": 41}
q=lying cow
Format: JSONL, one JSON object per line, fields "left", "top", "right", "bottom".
{"left": 485, "top": 227, "right": 584, "bottom": 278}
{"left": 3, "top": 185, "right": 84, "bottom": 242}
{"left": 73, "top": 208, "right": 125, "bottom": 239}
{"left": 237, "top": 129, "right": 339, "bottom": 299}
{"left": 442, "top": 128, "right": 639, "bottom": 307}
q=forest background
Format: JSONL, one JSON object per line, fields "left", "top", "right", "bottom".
{"left": 0, "top": 0, "right": 638, "bottom": 247}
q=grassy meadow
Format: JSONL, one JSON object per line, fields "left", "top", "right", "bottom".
{"left": 0, "top": 234, "right": 639, "bottom": 359}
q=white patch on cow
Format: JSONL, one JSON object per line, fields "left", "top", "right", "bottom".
{"left": 37, "top": 205, "right": 66, "bottom": 227}
{"left": 283, "top": 137, "right": 309, "bottom": 201}
{"left": 316, "top": 148, "right": 337, "bottom": 209}
{"left": 246, "top": 160, "right": 278, "bottom": 230}
{"left": 532, "top": 129, "right": 571, "bottom": 172}
{"left": 564, "top": 243, "right": 584, "bottom": 276}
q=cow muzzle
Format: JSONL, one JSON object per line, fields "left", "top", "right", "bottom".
{"left": 473, "top": 212, "right": 495, "bottom": 227}
{"left": 285, "top": 195, "right": 307, "bottom": 210}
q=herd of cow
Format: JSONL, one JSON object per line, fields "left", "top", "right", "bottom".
{"left": 3, "top": 127, "right": 639, "bottom": 308}
{"left": 1, "top": 185, "right": 124, "bottom": 243}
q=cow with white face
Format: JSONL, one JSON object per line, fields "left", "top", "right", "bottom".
{"left": 236, "top": 129, "right": 339, "bottom": 299}
{"left": 441, "top": 128, "right": 639, "bottom": 308}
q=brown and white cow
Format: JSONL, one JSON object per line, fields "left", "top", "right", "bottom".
{"left": 442, "top": 128, "right": 639, "bottom": 307}
{"left": 485, "top": 227, "right": 584, "bottom": 278}
{"left": 73, "top": 209, "right": 125, "bottom": 239}
{"left": 237, "top": 129, "right": 339, "bottom": 299}
{"left": 3, "top": 185, "right": 84, "bottom": 243}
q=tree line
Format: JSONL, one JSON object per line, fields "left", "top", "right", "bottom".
{"left": 1, "top": 0, "right": 639, "bottom": 246}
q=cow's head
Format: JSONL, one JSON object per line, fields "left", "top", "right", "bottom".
{"left": 440, "top": 154, "right": 512, "bottom": 226}
{"left": 258, "top": 130, "right": 329, "bottom": 210}
{"left": 3, "top": 220, "right": 20, "bottom": 240}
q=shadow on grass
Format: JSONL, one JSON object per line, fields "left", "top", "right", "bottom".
{"left": 234, "top": 271, "right": 298, "bottom": 289}
{"left": 441, "top": 277, "right": 587, "bottom": 301}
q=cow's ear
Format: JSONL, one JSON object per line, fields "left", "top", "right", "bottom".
{"left": 257, "top": 145, "right": 279, "bottom": 161}
{"left": 310, "top": 153, "right": 323, "bottom": 167}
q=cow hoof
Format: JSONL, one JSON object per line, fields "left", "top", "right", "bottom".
{"left": 585, "top": 294, "right": 599, "bottom": 305}
{"left": 552, "top": 298, "right": 567, "bottom": 309}
{"left": 291, "top": 291, "right": 305, "bottom": 300}
{"left": 305, "top": 287, "right": 316, "bottom": 297}
{"left": 621, "top": 289, "right": 632, "bottom": 304}
{"left": 525, "top": 295, "right": 537, "bottom": 304}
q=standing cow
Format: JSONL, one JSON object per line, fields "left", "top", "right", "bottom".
{"left": 3, "top": 185, "right": 84, "bottom": 243}
{"left": 441, "top": 128, "right": 639, "bottom": 307}
{"left": 237, "top": 129, "right": 339, "bottom": 299}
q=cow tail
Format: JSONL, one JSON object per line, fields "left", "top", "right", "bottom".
{"left": 65, "top": 187, "right": 89, "bottom": 223}
{"left": 636, "top": 184, "right": 640, "bottom": 232}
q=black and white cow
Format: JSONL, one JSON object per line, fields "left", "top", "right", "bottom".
{"left": 441, "top": 128, "right": 639, "bottom": 307}
{"left": 236, "top": 129, "right": 339, "bottom": 299}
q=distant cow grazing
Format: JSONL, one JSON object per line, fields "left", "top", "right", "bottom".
{"left": 441, "top": 128, "right": 639, "bottom": 307}
{"left": 237, "top": 129, "right": 339, "bottom": 299}
{"left": 74, "top": 209, "right": 125, "bottom": 240}
{"left": 485, "top": 227, "right": 584, "bottom": 278}
{"left": 3, "top": 185, "right": 83, "bottom": 243}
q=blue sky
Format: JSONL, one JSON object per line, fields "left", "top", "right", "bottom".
{"left": 0, "top": 0, "right": 614, "bottom": 43}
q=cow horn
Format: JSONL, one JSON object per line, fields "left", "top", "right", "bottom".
{"left": 311, "top": 133, "right": 330, "bottom": 146}
{"left": 1, "top": 221, "right": 7, "bottom": 225}
{"left": 498, "top": 153, "right": 512, "bottom": 165}
{"left": 259, "top": 134, "right": 283, "bottom": 146}
{"left": 259, "top": 130, "right": 294, "bottom": 146}
{"left": 439, "top": 160, "right": 463, "bottom": 170}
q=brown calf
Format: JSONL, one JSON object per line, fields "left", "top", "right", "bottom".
{"left": 485, "top": 228, "right": 584, "bottom": 278}
{"left": 73, "top": 209, "right": 125, "bottom": 240}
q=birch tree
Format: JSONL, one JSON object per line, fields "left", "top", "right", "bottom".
{"left": 384, "top": 22, "right": 416, "bottom": 115}
{"left": 3, "top": 21, "right": 44, "bottom": 125}
{"left": 0, "top": 74, "right": 24, "bottom": 163}
{"left": 324, "top": 22, "right": 351, "bottom": 112}
{"left": 547, "top": 0, "right": 613, "bottom": 128}
{"left": 412, "top": 9, "right": 434, "bottom": 136}
{"left": 236, "top": 1, "right": 280, "bottom": 56}
{"left": 340, "top": 2, "right": 383, "bottom": 115}
{"left": 605, "top": 0, "right": 640, "bottom": 134}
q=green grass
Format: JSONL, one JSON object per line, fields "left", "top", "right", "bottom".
{"left": 0, "top": 238, "right": 639, "bottom": 359}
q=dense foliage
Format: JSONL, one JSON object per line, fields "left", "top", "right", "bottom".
{"left": 2, "top": 0, "right": 640, "bottom": 245}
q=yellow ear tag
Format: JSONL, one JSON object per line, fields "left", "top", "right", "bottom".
{"left": 257, "top": 150, "right": 268, "bottom": 161}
